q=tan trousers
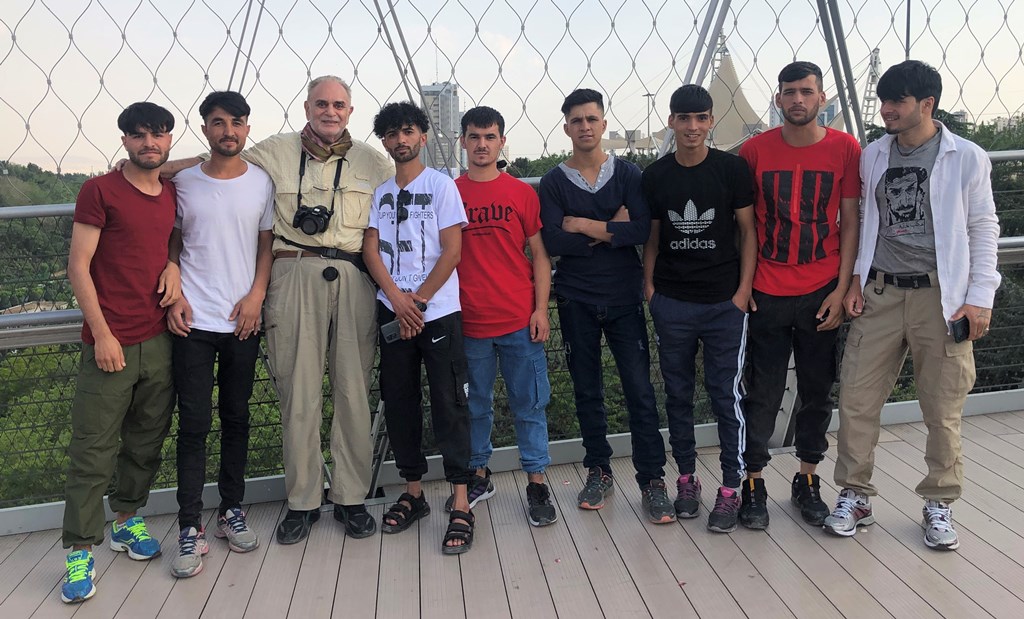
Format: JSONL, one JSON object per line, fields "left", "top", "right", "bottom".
{"left": 265, "top": 255, "right": 378, "bottom": 509}
{"left": 835, "top": 277, "right": 975, "bottom": 502}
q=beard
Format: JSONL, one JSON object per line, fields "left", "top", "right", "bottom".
{"left": 781, "top": 103, "right": 821, "bottom": 127}
{"left": 390, "top": 143, "right": 421, "bottom": 163}
{"left": 128, "top": 149, "right": 169, "bottom": 170}
{"left": 210, "top": 139, "right": 242, "bottom": 157}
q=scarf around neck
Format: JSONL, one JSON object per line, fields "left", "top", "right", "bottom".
{"left": 301, "top": 123, "right": 353, "bottom": 162}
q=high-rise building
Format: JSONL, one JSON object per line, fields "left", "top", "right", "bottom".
{"left": 420, "top": 81, "right": 463, "bottom": 175}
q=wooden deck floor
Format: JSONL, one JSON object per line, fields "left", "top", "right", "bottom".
{"left": 2, "top": 411, "right": 1024, "bottom": 618}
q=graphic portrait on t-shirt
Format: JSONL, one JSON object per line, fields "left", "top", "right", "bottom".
{"left": 882, "top": 166, "right": 927, "bottom": 236}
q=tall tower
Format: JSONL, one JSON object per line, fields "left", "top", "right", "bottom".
{"left": 861, "top": 48, "right": 882, "bottom": 124}
{"left": 420, "top": 81, "right": 463, "bottom": 175}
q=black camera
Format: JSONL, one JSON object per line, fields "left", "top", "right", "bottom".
{"left": 292, "top": 205, "right": 333, "bottom": 235}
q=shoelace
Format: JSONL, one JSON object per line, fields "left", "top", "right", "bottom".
{"left": 924, "top": 503, "right": 954, "bottom": 532}
{"left": 223, "top": 511, "right": 248, "bottom": 534}
{"left": 646, "top": 484, "right": 671, "bottom": 506}
{"left": 713, "top": 493, "right": 739, "bottom": 515}
{"left": 528, "top": 484, "right": 550, "bottom": 504}
{"left": 122, "top": 519, "right": 152, "bottom": 542}
{"left": 179, "top": 532, "right": 200, "bottom": 556}
{"left": 677, "top": 478, "right": 699, "bottom": 501}
{"left": 832, "top": 493, "right": 860, "bottom": 519}
{"left": 801, "top": 477, "right": 822, "bottom": 502}
{"left": 583, "top": 468, "right": 606, "bottom": 491}
{"left": 65, "top": 555, "right": 90, "bottom": 583}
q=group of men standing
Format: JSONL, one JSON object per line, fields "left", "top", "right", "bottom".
{"left": 58, "top": 57, "right": 1000, "bottom": 604}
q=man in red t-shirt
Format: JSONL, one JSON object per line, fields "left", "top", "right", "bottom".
{"left": 453, "top": 106, "right": 558, "bottom": 527}
{"left": 737, "top": 62, "right": 861, "bottom": 531}
{"left": 59, "top": 102, "right": 181, "bottom": 604}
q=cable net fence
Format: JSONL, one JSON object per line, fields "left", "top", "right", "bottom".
{"left": 2, "top": 1, "right": 1024, "bottom": 508}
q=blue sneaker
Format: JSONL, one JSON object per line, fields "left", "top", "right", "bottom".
{"left": 61, "top": 550, "right": 96, "bottom": 603}
{"left": 110, "top": 516, "right": 161, "bottom": 560}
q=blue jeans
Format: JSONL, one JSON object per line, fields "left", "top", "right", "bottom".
{"left": 649, "top": 293, "right": 747, "bottom": 488}
{"left": 556, "top": 295, "right": 665, "bottom": 487}
{"left": 464, "top": 327, "right": 551, "bottom": 474}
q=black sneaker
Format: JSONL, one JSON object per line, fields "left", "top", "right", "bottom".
{"left": 526, "top": 482, "right": 558, "bottom": 527}
{"left": 707, "top": 487, "right": 741, "bottom": 533}
{"left": 641, "top": 479, "right": 677, "bottom": 524}
{"left": 674, "top": 474, "right": 702, "bottom": 519}
{"left": 738, "top": 477, "right": 769, "bottom": 530}
{"left": 791, "top": 473, "right": 830, "bottom": 526}
{"left": 445, "top": 468, "right": 496, "bottom": 512}
{"left": 276, "top": 508, "right": 320, "bottom": 545}
{"left": 333, "top": 503, "right": 377, "bottom": 538}
{"left": 577, "top": 467, "right": 614, "bottom": 510}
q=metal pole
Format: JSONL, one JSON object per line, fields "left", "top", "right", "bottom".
{"left": 683, "top": 0, "right": 719, "bottom": 84}
{"left": 905, "top": 1, "right": 912, "bottom": 60}
{"left": 816, "top": 0, "right": 855, "bottom": 142}
{"left": 227, "top": 0, "right": 254, "bottom": 90}
{"left": 826, "top": 0, "right": 866, "bottom": 144}
{"left": 694, "top": 2, "right": 732, "bottom": 86}
{"left": 644, "top": 93, "right": 654, "bottom": 152}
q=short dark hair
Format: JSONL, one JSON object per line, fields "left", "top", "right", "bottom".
{"left": 669, "top": 85, "right": 713, "bottom": 114}
{"left": 877, "top": 60, "right": 942, "bottom": 110}
{"left": 372, "top": 101, "right": 430, "bottom": 138}
{"left": 461, "top": 106, "right": 505, "bottom": 136}
{"left": 778, "top": 61, "right": 823, "bottom": 91}
{"left": 561, "top": 88, "right": 604, "bottom": 116}
{"left": 199, "top": 91, "right": 250, "bottom": 122}
{"left": 117, "top": 102, "right": 174, "bottom": 134}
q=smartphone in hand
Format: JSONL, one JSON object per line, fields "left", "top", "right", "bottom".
{"left": 950, "top": 316, "right": 970, "bottom": 343}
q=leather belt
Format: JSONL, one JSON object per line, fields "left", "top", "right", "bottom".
{"left": 274, "top": 245, "right": 368, "bottom": 275}
{"left": 274, "top": 250, "right": 321, "bottom": 259}
{"left": 868, "top": 268, "right": 932, "bottom": 289}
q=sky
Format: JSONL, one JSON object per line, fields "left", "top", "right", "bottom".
{"left": 1, "top": 0, "right": 1022, "bottom": 175}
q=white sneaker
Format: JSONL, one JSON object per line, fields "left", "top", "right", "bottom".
{"left": 216, "top": 507, "right": 259, "bottom": 552}
{"left": 923, "top": 500, "right": 959, "bottom": 550}
{"left": 823, "top": 488, "right": 875, "bottom": 537}
{"left": 170, "top": 527, "right": 209, "bottom": 578}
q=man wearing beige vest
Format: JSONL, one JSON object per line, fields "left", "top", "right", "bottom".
{"left": 160, "top": 76, "right": 393, "bottom": 543}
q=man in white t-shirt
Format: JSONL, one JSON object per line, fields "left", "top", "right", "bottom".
{"left": 362, "top": 102, "right": 476, "bottom": 555}
{"left": 165, "top": 91, "right": 274, "bottom": 578}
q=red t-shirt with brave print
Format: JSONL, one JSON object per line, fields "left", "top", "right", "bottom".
{"left": 455, "top": 172, "right": 542, "bottom": 339}
{"left": 73, "top": 170, "right": 177, "bottom": 345}
{"left": 739, "top": 127, "right": 861, "bottom": 296}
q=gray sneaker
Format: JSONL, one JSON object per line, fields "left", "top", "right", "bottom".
{"left": 445, "top": 468, "right": 496, "bottom": 512}
{"left": 170, "top": 527, "right": 208, "bottom": 578}
{"left": 641, "top": 479, "right": 677, "bottom": 524}
{"left": 823, "top": 488, "right": 875, "bottom": 537}
{"left": 216, "top": 508, "right": 259, "bottom": 552}
{"left": 923, "top": 500, "right": 959, "bottom": 550}
{"left": 578, "top": 467, "right": 614, "bottom": 510}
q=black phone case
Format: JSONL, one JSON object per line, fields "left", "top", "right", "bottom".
{"left": 951, "top": 316, "right": 970, "bottom": 343}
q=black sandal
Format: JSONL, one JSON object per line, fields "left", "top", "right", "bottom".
{"left": 442, "top": 509, "right": 475, "bottom": 555}
{"left": 381, "top": 492, "right": 430, "bottom": 534}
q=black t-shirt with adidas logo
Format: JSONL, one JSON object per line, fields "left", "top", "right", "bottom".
{"left": 642, "top": 148, "right": 754, "bottom": 303}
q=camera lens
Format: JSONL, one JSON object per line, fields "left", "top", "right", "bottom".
{"left": 300, "top": 217, "right": 320, "bottom": 235}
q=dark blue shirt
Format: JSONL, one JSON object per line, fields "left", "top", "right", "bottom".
{"left": 539, "top": 157, "right": 650, "bottom": 305}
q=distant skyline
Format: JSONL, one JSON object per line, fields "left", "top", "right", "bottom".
{"left": 1, "top": 0, "right": 1022, "bottom": 175}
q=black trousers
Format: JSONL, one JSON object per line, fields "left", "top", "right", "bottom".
{"left": 743, "top": 280, "right": 838, "bottom": 473}
{"left": 173, "top": 328, "right": 259, "bottom": 529}
{"left": 377, "top": 304, "right": 473, "bottom": 485}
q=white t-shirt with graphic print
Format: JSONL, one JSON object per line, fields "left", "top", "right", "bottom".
{"left": 369, "top": 167, "right": 468, "bottom": 321}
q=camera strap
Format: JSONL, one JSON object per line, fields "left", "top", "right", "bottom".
{"left": 297, "top": 152, "right": 345, "bottom": 214}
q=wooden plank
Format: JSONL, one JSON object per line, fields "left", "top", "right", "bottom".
{"left": 600, "top": 460, "right": 698, "bottom": 619}
{"left": 963, "top": 414, "right": 1018, "bottom": 436}
{"left": 287, "top": 502, "right": 347, "bottom": 618}
{"left": 516, "top": 468, "right": 602, "bottom": 619}
{"left": 488, "top": 470, "right": 557, "bottom": 618}
{"left": 944, "top": 422, "right": 1024, "bottom": 471}
{"left": 242, "top": 508, "right": 309, "bottom": 618}
{"left": 607, "top": 462, "right": 743, "bottom": 619}
{"left": 658, "top": 460, "right": 794, "bottom": 619}
{"left": 331, "top": 504, "right": 384, "bottom": 619}
{"left": 454, "top": 497, "right": 510, "bottom": 619}
{"left": 158, "top": 510, "right": 236, "bottom": 619}
{"left": 0, "top": 529, "right": 74, "bottom": 617}
{"left": 985, "top": 413, "right": 1024, "bottom": 433}
{"left": 544, "top": 463, "right": 649, "bottom": 618}
{"left": 0, "top": 529, "right": 60, "bottom": 605}
{"left": 201, "top": 501, "right": 283, "bottom": 619}
{"left": 889, "top": 424, "right": 1024, "bottom": 493}
{"left": 816, "top": 450, "right": 1024, "bottom": 617}
{"left": 374, "top": 487, "right": 421, "bottom": 619}
{"left": 0, "top": 533, "right": 29, "bottom": 566}
{"left": 692, "top": 458, "right": 840, "bottom": 619}
{"left": 734, "top": 460, "right": 889, "bottom": 618}
{"left": 760, "top": 459, "right": 942, "bottom": 619}
{"left": 879, "top": 439, "right": 1024, "bottom": 533}
{"left": 852, "top": 446, "right": 1024, "bottom": 569}
{"left": 418, "top": 479, "right": 466, "bottom": 619}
